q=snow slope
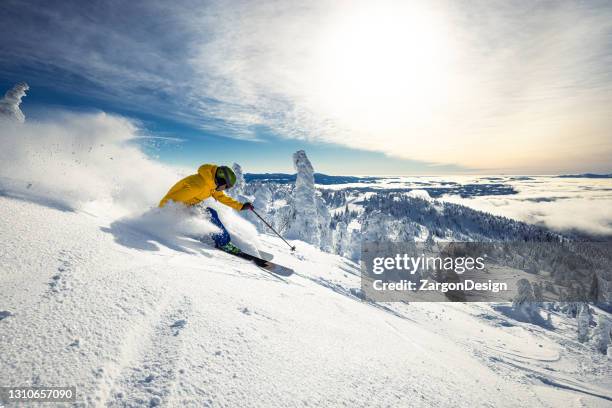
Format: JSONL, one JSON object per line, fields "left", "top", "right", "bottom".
{"left": 1, "top": 195, "right": 611, "bottom": 408}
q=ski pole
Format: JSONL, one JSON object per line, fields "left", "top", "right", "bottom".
{"left": 250, "top": 208, "right": 296, "bottom": 251}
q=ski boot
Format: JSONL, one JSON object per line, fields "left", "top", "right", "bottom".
{"left": 217, "top": 242, "right": 242, "bottom": 255}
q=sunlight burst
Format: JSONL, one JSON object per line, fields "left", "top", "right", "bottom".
{"left": 313, "top": 3, "right": 454, "bottom": 133}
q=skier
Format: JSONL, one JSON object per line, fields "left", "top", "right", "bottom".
{"left": 159, "top": 164, "right": 254, "bottom": 254}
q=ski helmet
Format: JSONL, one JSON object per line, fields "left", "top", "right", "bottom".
{"left": 216, "top": 166, "right": 237, "bottom": 188}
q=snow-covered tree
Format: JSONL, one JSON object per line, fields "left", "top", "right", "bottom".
{"left": 231, "top": 162, "right": 246, "bottom": 196}
{"left": 333, "top": 221, "right": 349, "bottom": 256}
{"left": 513, "top": 279, "right": 537, "bottom": 316}
{"left": 564, "top": 302, "right": 580, "bottom": 318}
{"left": 286, "top": 150, "right": 321, "bottom": 247}
{"left": 546, "top": 311, "right": 552, "bottom": 326}
{"left": 347, "top": 228, "right": 362, "bottom": 262}
{"left": 243, "top": 183, "right": 272, "bottom": 231}
{"left": 594, "top": 314, "right": 610, "bottom": 355}
{"left": 273, "top": 204, "right": 294, "bottom": 235}
{"left": 577, "top": 303, "right": 590, "bottom": 343}
{"left": 253, "top": 183, "right": 272, "bottom": 212}
{"left": 532, "top": 282, "right": 543, "bottom": 307}
{"left": 0, "top": 82, "right": 29, "bottom": 123}
{"left": 317, "top": 195, "right": 332, "bottom": 251}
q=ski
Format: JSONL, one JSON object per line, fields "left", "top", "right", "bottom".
{"left": 218, "top": 248, "right": 294, "bottom": 277}
{"left": 258, "top": 250, "right": 274, "bottom": 261}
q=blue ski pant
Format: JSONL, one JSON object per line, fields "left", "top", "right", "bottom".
{"left": 205, "top": 207, "right": 231, "bottom": 247}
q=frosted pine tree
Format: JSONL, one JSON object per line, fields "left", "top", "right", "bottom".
{"left": 317, "top": 195, "right": 332, "bottom": 251}
{"left": 360, "top": 212, "right": 391, "bottom": 243}
{"left": 333, "top": 221, "right": 349, "bottom": 257}
{"left": 286, "top": 150, "right": 320, "bottom": 247}
{"left": 345, "top": 228, "right": 361, "bottom": 262}
{"left": 231, "top": 163, "right": 246, "bottom": 197}
{"left": 253, "top": 183, "right": 272, "bottom": 212}
{"left": 246, "top": 183, "right": 272, "bottom": 232}
{"left": 273, "top": 204, "right": 293, "bottom": 235}
{"left": 577, "top": 303, "right": 590, "bottom": 343}
{"left": 594, "top": 314, "right": 610, "bottom": 355}
{"left": 0, "top": 82, "right": 29, "bottom": 123}
{"left": 513, "top": 279, "right": 537, "bottom": 318}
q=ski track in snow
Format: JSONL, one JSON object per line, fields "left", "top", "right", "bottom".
{"left": 102, "top": 296, "right": 193, "bottom": 407}
{"left": 0, "top": 196, "right": 611, "bottom": 408}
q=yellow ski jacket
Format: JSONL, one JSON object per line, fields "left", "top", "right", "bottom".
{"left": 159, "top": 164, "right": 244, "bottom": 210}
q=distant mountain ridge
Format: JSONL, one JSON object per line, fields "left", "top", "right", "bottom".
{"left": 558, "top": 173, "right": 612, "bottom": 179}
{"left": 244, "top": 173, "right": 516, "bottom": 197}
{"left": 244, "top": 172, "right": 379, "bottom": 185}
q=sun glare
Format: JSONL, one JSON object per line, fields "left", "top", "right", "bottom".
{"left": 313, "top": 3, "right": 453, "bottom": 134}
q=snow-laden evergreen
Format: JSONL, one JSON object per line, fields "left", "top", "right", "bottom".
{"left": 0, "top": 81, "right": 29, "bottom": 123}
{"left": 316, "top": 194, "right": 332, "bottom": 251}
{"left": 594, "top": 314, "right": 611, "bottom": 355}
{"left": 231, "top": 162, "right": 246, "bottom": 197}
{"left": 286, "top": 150, "right": 321, "bottom": 246}
{"left": 333, "top": 221, "right": 349, "bottom": 257}
{"left": 577, "top": 303, "right": 591, "bottom": 343}
{"left": 513, "top": 279, "right": 536, "bottom": 315}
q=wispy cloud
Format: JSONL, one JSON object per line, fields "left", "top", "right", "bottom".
{"left": 133, "top": 135, "right": 185, "bottom": 143}
{"left": 1, "top": 0, "right": 611, "bottom": 172}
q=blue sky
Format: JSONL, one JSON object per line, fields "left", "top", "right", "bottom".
{"left": 8, "top": 80, "right": 464, "bottom": 174}
{"left": 1, "top": 0, "right": 611, "bottom": 175}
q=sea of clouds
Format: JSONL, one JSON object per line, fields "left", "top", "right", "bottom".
{"left": 442, "top": 179, "right": 612, "bottom": 237}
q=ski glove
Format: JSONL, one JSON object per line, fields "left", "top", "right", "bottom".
{"left": 241, "top": 202, "right": 254, "bottom": 211}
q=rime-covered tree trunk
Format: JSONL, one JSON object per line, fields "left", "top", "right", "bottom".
{"left": 347, "top": 229, "right": 362, "bottom": 262}
{"left": 247, "top": 183, "right": 272, "bottom": 231}
{"left": 333, "top": 221, "right": 348, "bottom": 256}
{"left": 577, "top": 303, "right": 590, "bottom": 343}
{"left": 253, "top": 184, "right": 271, "bottom": 212}
{"left": 286, "top": 150, "right": 321, "bottom": 247}
{"left": 231, "top": 162, "right": 246, "bottom": 197}
{"left": 317, "top": 196, "right": 332, "bottom": 251}
{"left": 513, "top": 279, "right": 537, "bottom": 318}
{"left": 0, "top": 82, "right": 29, "bottom": 123}
{"left": 594, "top": 314, "right": 610, "bottom": 354}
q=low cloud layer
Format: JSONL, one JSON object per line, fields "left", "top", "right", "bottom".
{"left": 442, "top": 178, "right": 612, "bottom": 237}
